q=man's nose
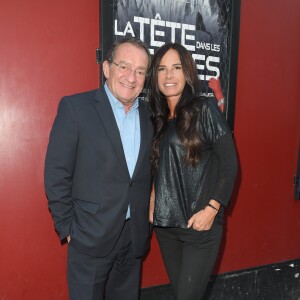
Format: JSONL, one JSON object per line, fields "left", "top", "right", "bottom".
{"left": 126, "top": 69, "right": 138, "bottom": 82}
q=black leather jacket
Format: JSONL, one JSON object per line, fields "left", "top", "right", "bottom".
{"left": 153, "top": 98, "right": 237, "bottom": 228}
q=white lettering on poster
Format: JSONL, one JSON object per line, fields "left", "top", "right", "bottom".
{"left": 114, "top": 13, "right": 221, "bottom": 80}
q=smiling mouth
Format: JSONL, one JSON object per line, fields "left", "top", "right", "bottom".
{"left": 121, "top": 82, "right": 135, "bottom": 89}
{"left": 164, "top": 83, "right": 176, "bottom": 87}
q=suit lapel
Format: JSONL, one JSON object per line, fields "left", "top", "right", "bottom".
{"left": 93, "top": 88, "right": 130, "bottom": 176}
{"left": 132, "top": 101, "right": 150, "bottom": 178}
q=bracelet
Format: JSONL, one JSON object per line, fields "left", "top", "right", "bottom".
{"left": 217, "top": 98, "right": 224, "bottom": 107}
{"left": 207, "top": 203, "right": 219, "bottom": 211}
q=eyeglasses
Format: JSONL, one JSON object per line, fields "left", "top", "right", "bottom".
{"left": 111, "top": 61, "right": 147, "bottom": 79}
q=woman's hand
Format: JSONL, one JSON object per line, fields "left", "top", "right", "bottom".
{"left": 149, "top": 197, "right": 155, "bottom": 224}
{"left": 187, "top": 201, "right": 220, "bottom": 231}
{"left": 149, "top": 185, "right": 155, "bottom": 224}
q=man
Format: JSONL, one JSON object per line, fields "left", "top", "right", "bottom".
{"left": 44, "top": 38, "right": 153, "bottom": 300}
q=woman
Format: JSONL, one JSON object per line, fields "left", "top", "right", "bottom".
{"left": 148, "top": 43, "right": 237, "bottom": 299}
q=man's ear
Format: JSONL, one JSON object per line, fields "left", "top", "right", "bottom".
{"left": 103, "top": 60, "right": 110, "bottom": 79}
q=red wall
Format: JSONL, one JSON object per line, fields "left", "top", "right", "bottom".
{"left": 0, "top": 0, "right": 299, "bottom": 298}
{"left": 0, "top": 1, "right": 99, "bottom": 298}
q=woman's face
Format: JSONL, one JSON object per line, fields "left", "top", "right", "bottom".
{"left": 157, "top": 49, "right": 186, "bottom": 105}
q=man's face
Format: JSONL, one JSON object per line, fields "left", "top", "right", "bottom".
{"left": 103, "top": 43, "right": 149, "bottom": 110}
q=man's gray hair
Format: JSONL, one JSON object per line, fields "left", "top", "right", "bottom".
{"left": 106, "top": 37, "right": 151, "bottom": 69}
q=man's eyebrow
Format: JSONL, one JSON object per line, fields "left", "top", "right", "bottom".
{"left": 117, "top": 60, "right": 147, "bottom": 70}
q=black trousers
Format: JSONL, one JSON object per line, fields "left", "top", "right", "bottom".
{"left": 67, "top": 220, "right": 142, "bottom": 300}
{"left": 155, "top": 223, "right": 223, "bottom": 300}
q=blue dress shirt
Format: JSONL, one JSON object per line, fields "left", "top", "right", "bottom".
{"left": 104, "top": 83, "right": 140, "bottom": 219}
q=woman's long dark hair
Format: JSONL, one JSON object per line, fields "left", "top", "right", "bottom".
{"left": 148, "top": 43, "right": 203, "bottom": 174}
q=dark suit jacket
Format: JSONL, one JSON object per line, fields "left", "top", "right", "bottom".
{"left": 44, "top": 88, "right": 153, "bottom": 258}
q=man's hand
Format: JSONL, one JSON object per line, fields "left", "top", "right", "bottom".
{"left": 67, "top": 236, "right": 71, "bottom": 243}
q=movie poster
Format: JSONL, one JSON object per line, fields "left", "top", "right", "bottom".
{"left": 100, "top": 0, "right": 240, "bottom": 128}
